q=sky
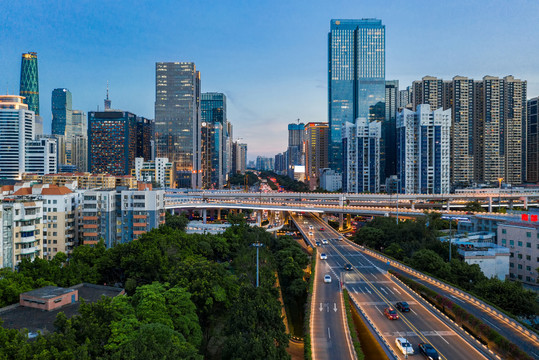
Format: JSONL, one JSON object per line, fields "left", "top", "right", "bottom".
{"left": 2, "top": 0, "right": 538, "bottom": 161}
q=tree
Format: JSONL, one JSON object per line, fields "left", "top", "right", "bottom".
{"left": 409, "top": 249, "right": 450, "bottom": 278}
{"left": 464, "top": 201, "right": 486, "bottom": 213}
{"left": 353, "top": 227, "right": 385, "bottom": 249}
{"left": 165, "top": 213, "right": 188, "bottom": 231}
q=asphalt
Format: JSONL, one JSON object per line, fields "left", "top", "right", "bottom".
{"left": 293, "top": 213, "right": 495, "bottom": 360}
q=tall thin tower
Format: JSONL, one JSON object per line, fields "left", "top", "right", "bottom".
{"left": 20, "top": 52, "right": 40, "bottom": 115}
{"left": 104, "top": 81, "right": 111, "bottom": 110}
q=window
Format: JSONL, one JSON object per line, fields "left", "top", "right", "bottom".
{"left": 526, "top": 266, "right": 531, "bottom": 271}
{"left": 510, "top": 240, "right": 514, "bottom": 246}
{"left": 518, "top": 241, "right": 523, "bottom": 247}
{"left": 527, "top": 242, "right": 531, "bottom": 248}
{"left": 501, "top": 239, "right": 507, "bottom": 246}
{"left": 502, "top": 229, "right": 506, "bottom": 234}
{"left": 518, "top": 254, "right": 523, "bottom": 259}
{"left": 526, "top": 255, "right": 531, "bottom": 261}
{"left": 518, "top": 264, "right": 523, "bottom": 269}
{"left": 526, "top": 276, "right": 531, "bottom": 282}
{"left": 510, "top": 262, "right": 514, "bottom": 268}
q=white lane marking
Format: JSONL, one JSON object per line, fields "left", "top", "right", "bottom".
{"left": 449, "top": 294, "right": 462, "bottom": 302}
{"left": 387, "top": 287, "right": 395, "bottom": 295}
{"left": 364, "top": 287, "right": 372, "bottom": 294}
{"left": 392, "top": 287, "right": 401, "bottom": 295}
{"left": 375, "top": 306, "right": 383, "bottom": 316}
{"left": 328, "top": 327, "right": 331, "bottom": 339}
{"left": 380, "top": 287, "right": 389, "bottom": 294}
{"left": 411, "top": 309, "right": 418, "bottom": 315}
{"left": 333, "top": 303, "right": 338, "bottom": 312}
{"left": 434, "top": 330, "right": 450, "bottom": 344}
{"left": 483, "top": 319, "right": 501, "bottom": 330}
{"left": 319, "top": 302, "right": 323, "bottom": 311}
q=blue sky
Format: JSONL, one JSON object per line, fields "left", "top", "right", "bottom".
{"left": 2, "top": 0, "right": 538, "bottom": 160}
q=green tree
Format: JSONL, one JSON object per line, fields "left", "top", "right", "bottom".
{"left": 165, "top": 212, "right": 188, "bottom": 231}
{"left": 464, "top": 201, "right": 486, "bottom": 213}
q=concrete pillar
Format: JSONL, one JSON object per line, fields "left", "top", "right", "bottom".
{"left": 339, "top": 213, "right": 344, "bottom": 231}
{"left": 257, "top": 212, "right": 262, "bottom": 226}
{"left": 445, "top": 200, "right": 450, "bottom": 211}
{"left": 217, "top": 208, "right": 221, "bottom": 220}
{"left": 410, "top": 200, "right": 415, "bottom": 210}
{"left": 509, "top": 199, "right": 513, "bottom": 210}
{"left": 346, "top": 213, "right": 352, "bottom": 228}
{"left": 202, "top": 209, "right": 207, "bottom": 224}
{"left": 524, "top": 196, "right": 528, "bottom": 210}
{"left": 169, "top": 208, "right": 175, "bottom": 215}
{"left": 488, "top": 197, "right": 493, "bottom": 213}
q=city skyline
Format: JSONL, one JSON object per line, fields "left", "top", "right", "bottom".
{"left": 2, "top": 1, "right": 539, "bottom": 160}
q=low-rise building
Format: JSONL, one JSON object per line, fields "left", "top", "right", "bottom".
{"left": 319, "top": 168, "right": 342, "bottom": 192}
{"left": 21, "top": 172, "right": 137, "bottom": 189}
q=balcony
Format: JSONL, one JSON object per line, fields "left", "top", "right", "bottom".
{"left": 21, "top": 225, "right": 36, "bottom": 232}
{"left": 20, "top": 246, "right": 39, "bottom": 255}
{"left": 19, "top": 235, "right": 35, "bottom": 244}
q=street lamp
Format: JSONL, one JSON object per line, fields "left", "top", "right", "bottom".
{"left": 498, "top": 177, "right": 503, "bottom": 212}
{"left": 251, "top": 242, "right": 264, "bottom": 287}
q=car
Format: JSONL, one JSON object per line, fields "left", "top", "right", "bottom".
{"left": 418, "top": 343, "right": 439, "bottom": 360}
{"left": 315, "top": 241, "right": 321, "bottom": 247}
{"left": 319, "top": 227, "right": 325, "bottom": 231}
{"left": 344, "top": 263, "right": 353, "bottom": 271}
{"left": 396, "top": 301, "right": 410, "bottom": 312}
{"left": 322, "top": 239, "right": 329, "bottom": 245}
{"left": 395, "top": 338, "right": 414, "bottom": 356}
{"left": 308, "top": 232, "right": 313, "bottom": 236}
{"left": 384, "top": 307, "right": 399, "bottom": 320}
{"left": 308, "top": 225, "right": 314, "bottom": 230}
{"left": 323, "top": 274, "right": 332, "bottom": 283}
{"left": 320, "top": 253, "right": 327, "bottom": 260}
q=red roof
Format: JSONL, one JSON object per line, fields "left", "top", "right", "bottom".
{"left": 12, "top": 187, "right": 32, "bottom": 195}
{"left": 41, "top": 186, "right": 72, "bottom": 195}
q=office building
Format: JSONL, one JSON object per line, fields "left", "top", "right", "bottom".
{"left": 51, "top": 88, "right": 72, "bottom": 137}
{"left": 497, "top": 220, "right": 539, "bottom": 286}
{"left": 232, "top": 142, "right": 247, "bottom": 174}
{"left": 155, "top": 62, "right": 201, "bottom": 188}
{"left": 342, "top": 119, "right": 381, "bottom": 193}
{"left": 19, "top": 52, "right": 39, "bottom": 115}
{"left": 88, "top": 111, "right": 137, "bottom": 176}
{"left": 328, "top": 19, "right": 385, "bottom": 173}
{"left": 397, "top": 105, "right": 451, "bottom": 194}
{"left": 81, "top": 185, "right": 165, "bottom": 247}
{"left": 25, "top": 137, "right": 58, "bottom": 175}
{"left": 256, "top": 156, "right": 274, "bottom": 171}
{"left": 0, "top": 95, "right": 34, "bottom": 180}
{"left": 304, "top": 122, "right": 329, "bottom": 189}
{"left": 385, "top": 80, "right": 399, "bottom": 180}
{"left": 132, "top": 157, "right": 175, "bottom": 188}
{"left": 70, "top": 110, "right": 88, "bottom": 172}
{"left": 398, "top": 87, "right": 411, "bottom": 109}
{"left": 274, "top": 153, "right": 286, "bottom": 175}
{"left": 287, "top": 123, "right": 305, "bottom": 178}
{"left": 201, "top": 93, "right": 227, "bottom": 188}
{"left": 136, "top": 116, "right": 153, "bottom": 161}
{"left": 528, "top": 97, "right": 539, "bottom": 182}
{"left": 320, "top": 168, "right": 342, "bottom": 192}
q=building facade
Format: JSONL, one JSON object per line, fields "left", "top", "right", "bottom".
{"left": 25, "top": 137, "right": 57, "bottom": 175}
{"left": 51, "top": 88, "right": 72, "bottom": 138}
{"left": 201, "top": 93, "right": 227, "bottom": 188}
{"left": 328, "top": 19, "right": 385, "bottom": 173}
{"left": 154, "top": 62, "right": 201, "bottom": 188}
{"left": 136, "top": 116, "right": 153, "bottom": 161}
{"left": 528, "top": 97, "right": 539, "bottom": 183}
{"left": 287, "top": 123, "right": 305, "bottom": 178}
{"left": 0, "top": 95, "right": 35, "bottom": 180}
{"left": 132, "top": 157, "right": 175, "bottom": 188}
{"left": 304, "top": 122, "right": 329, "bottom": 190}
{"left": 320, "top": 168, "right": 342, "bottom": 192}
{"left": 20, "top": 52, "right": 39, "bottom": 116}
{"left": 397, "top": 105, "right": 451, "bottom": 194}
{"left": 384, "top": 80, "right": 399, "bottom": 181}
{"left": 88, "top": 111, "right": 137, "bottom": 176}
{"left": 342, "top": 119, "right": 381, "bottom": 193}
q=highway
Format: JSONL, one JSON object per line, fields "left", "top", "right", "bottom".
{"left": 294, "top": 213, "right": 494, "bottom": 360}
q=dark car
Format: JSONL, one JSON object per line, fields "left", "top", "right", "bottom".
{"left": 396, "top": 301, "right": 410, "bottom": 312}
{"left": 384, "top": 307, "right": 399, "bottom": 320}
{"left": 418, "top": 343, "right": 439, "bottom": 360}
{"left": 344, "top": 263, "right": 353, "bottom": 271}
{"left": 315, "top": 241, "right": 321, "bottom": 247}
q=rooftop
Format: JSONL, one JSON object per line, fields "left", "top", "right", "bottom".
{"left": 21, "top": 286, "right": 74, "bottom": 299}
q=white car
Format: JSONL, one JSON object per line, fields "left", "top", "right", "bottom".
{"left": 320, "top": 253, "right": 327, "bottom": 260}
{"left": 308, "top": 225, "right": 314, "bottom": 230}
{"left": 323, "top": 274, "right": 332, "bottom": 283}
{"left": 322, "top": 239, "right": 329, "bottom": 245}
{"left": 308, "top": 232, "right": 314, "bottom": 237}
{"left": 395, "top": 338, "right": 414, "bottom": 356}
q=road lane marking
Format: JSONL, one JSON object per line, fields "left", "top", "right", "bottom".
{"left": 411, "top": 309, "right": 418, "bottom": 315}
{"left": 327, "top": 327, "right": 331, "bottom": 339}
{"left": 387, "top": 287, "right": 395, "bottom": 295}
{"left": 375, "top": 306, "right": 384, "bottom": 316}
{"left": 364, "top": 287, "right": 372, "bottom": 294}
{"left": 334, "top": 303, "right": 338, "bottom": 312}
{"left": 319, "top": 303, "right": 323, "bottom": 311}
{"left": 435, "top": 330, "right": 450, "bottom": 344}
{"left": 380, "top": 287, "right": 389, "bottom": 294}
{"left": 392, "top": 287, "right": 401, "bottom": 295}
{"left": 483, "top": 319, "right": 501, "bottom": 330}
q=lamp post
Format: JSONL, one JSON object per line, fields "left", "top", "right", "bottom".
{"left": 498, "top": 177, "right": 503, "bottom": 212}
{"left": 252, "top": 242, "right": 264, "bottom": 287}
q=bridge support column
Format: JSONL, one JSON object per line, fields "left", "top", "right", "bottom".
{"left": 445, "top": 200, "right": 450, "bottom": 211}
{"left": 257, "top": 212, "right": 262, "bottom": 226}
{"left": 488, "top": 197, "right": 493, "bottom": 213}
{"left": 321, "top": 214, "right": 329, "bottom": 224}
{"left": 217, "top": 208, "right": 221, "bottom": 221}
{"left": 202, "top": 209, "right": 207, "bottom": 224}
{"left": 269, "top": 211, "right": 275, "bottom": 225}
{"left": 410, "top": 200, "right": 415, "bottom": 210}
{"left": 509, "top": 199, "right": 513, "bottom": 210}
{"left": 339, "top": 213, "right": 344, "bottom": 231}
{"left": 524, "top": 196, "right": 528, "bottom": 210}
{"left": 169, "top": 208, "right": 175, "bottom": 215}
{"left": 346, "top": 214, "right": 351, "bottom": 228}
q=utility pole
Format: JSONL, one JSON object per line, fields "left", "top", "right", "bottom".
{"left": 449, "top": 217, "right": 452, "bottom": 262}
{"left": 252, "top": 242, "right": 264, "bottom": 287}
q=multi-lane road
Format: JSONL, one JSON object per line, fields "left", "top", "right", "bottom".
{"left": 294, "top": 213, "right": 495, "bottom": 360}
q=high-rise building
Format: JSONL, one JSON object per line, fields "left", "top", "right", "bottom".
{"left": 342, "top": 119, "right": 381, "bottom": 193}
{"left": 398, "top": 87, "right": 411, "bottom": 109}
{"left": 136, "top": 116, "right": 153, "bottom": 161}
{"left": 274, "top": 153, "right": 286, "bottom": 175}
{"left": 527, "top": 97, "right": 539, "bottom": 183}
{"left": 304, "top": 122, "right": 329, "bottom": 189}
{"left": 132, "top": 157, "right": 175, "bottom": 188}
{"left": 287, "top": 123, "right": 305, "bottom": 178}
{"left": 397, "top": 105, "right": 451, "bottom": 194}
{"left": 71, "top": 110, "right": 88, "bottom": 172}
{"left": 233, "top": 142, "right": 247, "bottom": 174}
{"left": 0, "top": 95, "right": 34, "bottom": 180}
{"left": 451, "top": 76, "right": 475, "bottom": 187}
{"left": 88, "top": 111, "right": 137, "bottom": 176}
{"left": 256, "top": 156, "right": 274, "bottom": 171}
{"left": 385, "top": 80, "right": 399, "bottom": 180}
{"left": 155, "top": 62, "right": 201, "bottom": 189}
{"left": 20, "top": 52, "right": 39, "bottom": 115}
{"left": 328, "top": 19, "right": 385, "bottom": 173}
{"left": 412, "top": 76, "right": 450, "bottom": 111}
{"left": 51, "top": 88, "right": 73, "bottom": 137}
{"left": 201, "top": 93, "right": 227, "bottom": 188}
{"left": 25, "top": 137, "right": 58, "bottom": 175}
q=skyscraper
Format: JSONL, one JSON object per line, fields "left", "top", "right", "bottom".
{"left": 20, "top": 52, "right": 39, "bottom": 115}
{"left": 342, "top": 119, "right": 381, "bottom": 193}
{"left": 397, "top": 105, "right": 451, "bottom": 194}
{"left": 328, "top": 19, "right": 385, "bottom": 173}
{"left": 451, "top": 76, "right": 475, "bottom": 187}
{"left": 155, "top": 62, "right": 201, "bottom": 189}
{"left": 201, "top": 92, "right": 227, "bottom": 188}
{"left": 88, "top": 111, "right": 137, "bottom": 176}
{"left": 51, "top": 88, "right": 73, "bottom": 136}
{"left": 527, "top": 97, "right": 539, "bottom": 183}
{"left": 136, "top": 116, "right": 153, "bottom": 161}
{"left": 0, "top": 95, "right": 34, "bottom": 180}
{"left": 71, "top": 110, "right": 87, "bottom": 171}
{"left": 385, "top": 80, "right": 399, "bottom": 180}
{"left": 287, "top": 122, "right": 305, "bottom": 178}
{"left": 304, "top": 122, "right": 329, "bottom": 190}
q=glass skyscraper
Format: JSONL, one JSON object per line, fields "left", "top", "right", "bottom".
{"left": 328, "top": 19, "right": 385, "bottom": 174}
{"left": 51, "top": 88, "right": 73, "bottom": 136}
{"left": 20, "top": 52, "right": 40, "bottom": 115}
{"left": 155, "top": 62, "right": 201, "bottom": 189}
{"left": 201, "top": 92, "right": 226, "bottom": 188}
